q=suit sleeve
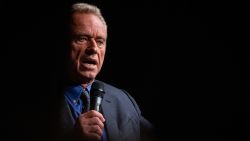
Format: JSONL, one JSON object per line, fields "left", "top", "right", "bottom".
{"left": 121, "top": 89, "right": 156, "bottom": 141}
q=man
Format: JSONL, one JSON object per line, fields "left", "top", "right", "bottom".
{"left": 59, "top": 2, "right": 154, "bottom": 141}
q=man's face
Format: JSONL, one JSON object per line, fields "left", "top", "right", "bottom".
{"left": 69, "top": 12, "right": 107, "bottom": 84}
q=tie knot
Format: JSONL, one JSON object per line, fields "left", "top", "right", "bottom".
{"left": 82, "top": 89, "right": 89, "bottom": 97}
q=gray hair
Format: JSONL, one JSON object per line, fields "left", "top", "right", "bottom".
{"left": 71, "top": 3, "right": 107, "bottom": 28}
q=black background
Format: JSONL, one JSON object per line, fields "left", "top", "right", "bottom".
{"left": 1, "top": 0, "right": 249, "bottom": 141}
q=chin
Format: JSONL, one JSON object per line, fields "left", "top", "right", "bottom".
{"left": 79, "top": 71, "right": 97, "bottom": 83}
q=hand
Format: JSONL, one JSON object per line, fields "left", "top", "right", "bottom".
{"left": 75, "top": 110, "right": 105, "bottom": 141}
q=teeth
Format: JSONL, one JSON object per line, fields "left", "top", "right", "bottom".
{"left": 81, "top": 63, "right": 96, "bottom": 68}
{"left": 86, "top": 63, "right": 95, "bottom": 66}
{"left": 83, "top": 62, "right": 93, "bottom": 65}
{"left": 83, "top": 61, "right": 96, "bottom": 65}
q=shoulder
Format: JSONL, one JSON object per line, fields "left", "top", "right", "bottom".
{"left": 95, "top": 80, "right": 128, "bottom": 97}
{"left": 95, "top": 80, "right": 123, "bottom": 94}
{"left": 95, "top": 80, "right": 133, "bottom": 99}
{"left": 95, "top": 80, "right": 141, "bottom": 115}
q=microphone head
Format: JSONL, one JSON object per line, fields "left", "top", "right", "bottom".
{"left": 90, "top": 81, "right": 105, "bottom": 111}
{"left": 90, "top": 81, "right": 105, "bottom": 97}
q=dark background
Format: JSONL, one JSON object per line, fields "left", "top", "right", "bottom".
{"left": 1, "top": 0, "right": 249, "bottom": 141}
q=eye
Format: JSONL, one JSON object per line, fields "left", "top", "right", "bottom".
{"left": 96, "top": 39, "right": 105, "bottom": 47}
{"left": 78, "top": 36, "right": 88, "bottom": 42}
{"left": 74, "top": 35, "right": 89, "bottom": 44}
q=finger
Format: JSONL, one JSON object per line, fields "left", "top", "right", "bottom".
{"left": 81, "top": 110, "right": 105, "bottom": 122}
{"left": 88, "top": 117, "right": 105, "bottom": 129}
{"left": 78, "top": 124, "right": 102, "bottom": 141}
{"left": 88, "top": 124, "right": 103, "bottom": 137}
{"left": 81, "top": 126, "right": 102, "bottom": 141}
{"left": 79, "top": 116, "right": 104, "bottom": 130}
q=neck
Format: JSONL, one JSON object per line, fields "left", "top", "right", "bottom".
{"left": 81, "top": 82, "right": 91, "bottom": 89}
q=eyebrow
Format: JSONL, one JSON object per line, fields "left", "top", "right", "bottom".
{"left": 75, "top": 33, "right": 106, "bottom": 40}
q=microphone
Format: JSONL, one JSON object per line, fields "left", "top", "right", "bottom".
{"left": 90, "top": 81, "right": 105, "bottom": 112}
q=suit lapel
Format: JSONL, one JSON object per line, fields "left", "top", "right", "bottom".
{"left": 101, "top": 94, "right": 120, "bottom": 141}
{"left": 60, "top": 97, "right": 75, "bottom": 132}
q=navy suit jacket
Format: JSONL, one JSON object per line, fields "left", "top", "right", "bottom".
{"left": 59, "top": 80, "right": 154, "bottom": 141}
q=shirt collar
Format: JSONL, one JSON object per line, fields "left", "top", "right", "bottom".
{"left": 85, "top": 83, "right": 92, "bottom": 93}
{"left": 64, "top": 82, "right": 93, "bottom": 100}
{"left": 64, "top": 85, "right": 83, "bottom": 101}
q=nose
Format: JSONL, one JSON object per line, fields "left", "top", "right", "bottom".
{"left": 86, "top": 38, "right": 98, "bottom": 55}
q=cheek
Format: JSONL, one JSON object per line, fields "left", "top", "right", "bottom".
{"left": 70, "top": 44, "right": 82, "bottom": 60}
{"left": 100, "top": 50, "right": 106, "bottom": 62}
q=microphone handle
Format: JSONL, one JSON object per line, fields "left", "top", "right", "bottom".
{"left": 92, "top": 97, "right": 102, "bottom": 112}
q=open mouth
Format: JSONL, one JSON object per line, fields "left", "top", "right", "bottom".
{"left": 80, "top": 58, "right": 98, "bottom": 70}
{"left": 82, "top": 58, "right": 97, "bottom": 65}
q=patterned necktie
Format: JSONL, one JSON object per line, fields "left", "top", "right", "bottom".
{"left": 80, "top": 89, "right": 90, "bottom": 113}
